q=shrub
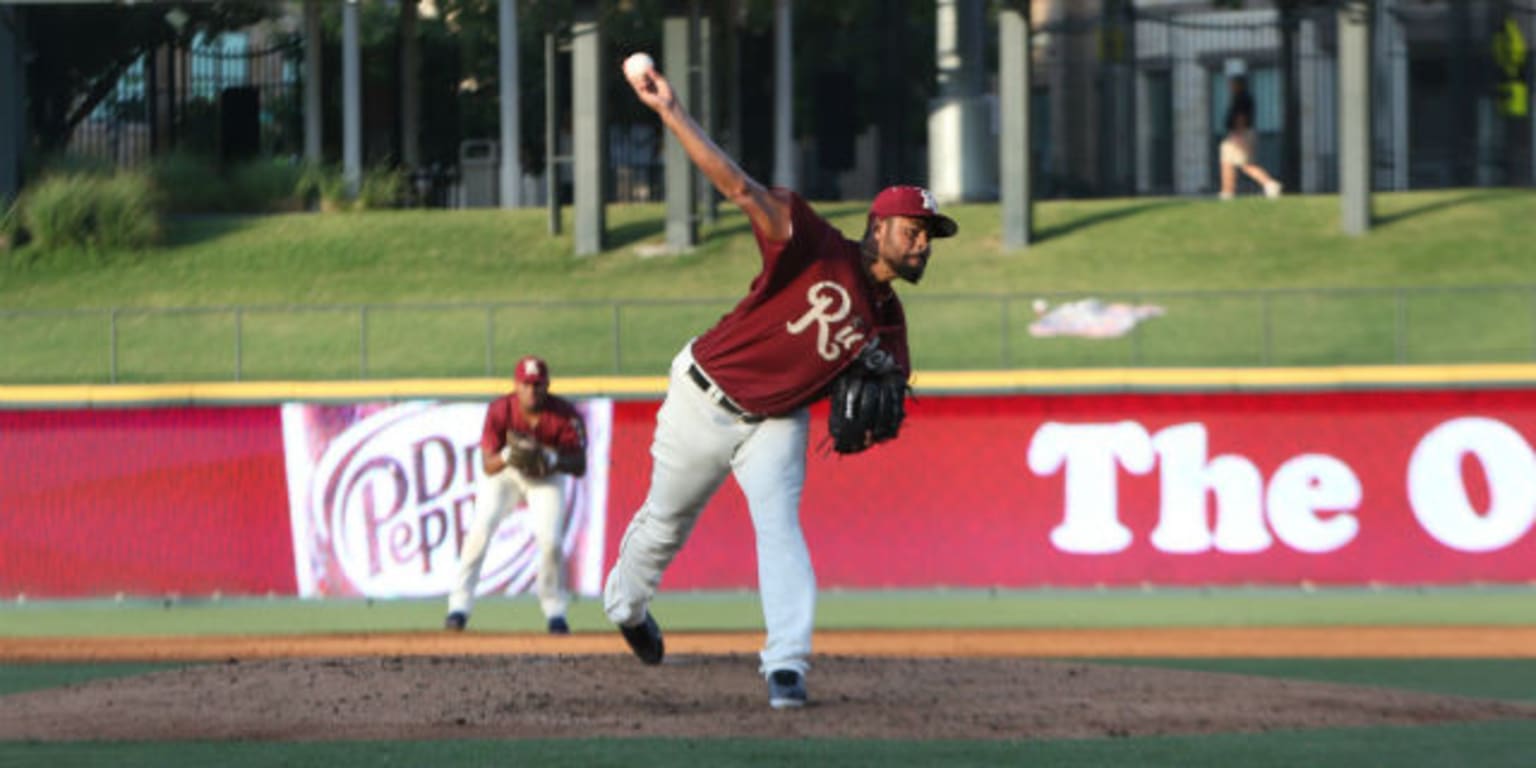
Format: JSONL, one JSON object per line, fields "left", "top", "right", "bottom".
{"left": 93, "top": 173, "right": 162, "bottom": 247}
{"left": 296, "top": 164, "right": 349, "bottom": 212}
{"left": 229, "top": 159, "right": 305, "bottom": 212}
{"left": 356, "top": 166, "right": 407, "bottom": 210}
{"left": 149, "top": 152, "right": 229, "bottom": 213}
{"left": 0, "top": 198, "right": 19, "bottom": 251}
{"left": 19, "top": 174, "right": 96, "bottom": 249}
{"left": 151, "top": 154, "right": 315, "bottom": 213}
{"left": 18, "top": 171, "right": 161, "bottom": 253}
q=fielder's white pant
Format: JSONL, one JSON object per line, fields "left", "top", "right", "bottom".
{"left": 448, "top": 466, "right": 568, "bottom": 621}
{"left": 604, "top": 342, "right": 814, "bottom": 678}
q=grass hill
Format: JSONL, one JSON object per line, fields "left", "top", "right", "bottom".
{"left": 1, "top": 189, "right": 1533, "bottom": 382}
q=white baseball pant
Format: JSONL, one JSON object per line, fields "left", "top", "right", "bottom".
{"left": 448, "top": 467, "right": 568, "bottom": 621}
{"left": 604, "top": 342, "right": 815, "bottom": 677}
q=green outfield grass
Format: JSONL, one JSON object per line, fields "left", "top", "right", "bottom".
{"left": 0, "top": 662, "right": 184, "bottom": 696}
{"left": 3, "top": 189, "right": 1535, "bottom": 381}
{"left": 3, "top": 722, "right": 1536, "bottom": 768}
{"left": 5, "top": 586, "right": 1536, "bottom": 636}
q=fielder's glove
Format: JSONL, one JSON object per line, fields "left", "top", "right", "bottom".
{"left": 826, "top": 369, "right": 909, "bottom": 455}
{"left": 503, "top": 432, "right": 557, "bottom": 478}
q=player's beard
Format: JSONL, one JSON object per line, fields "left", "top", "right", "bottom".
{"left": 861, "top": 235, "right": 929, "bottom": 284}
{"left": 891, "top": 252, "right": 928, "bottom": 284}
{"left": 882, "top": 245, "right": 928, "bottom": 284}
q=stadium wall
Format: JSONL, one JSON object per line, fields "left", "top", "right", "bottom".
{"left": 3, "top": 369, "right": 1535, "bottom": 599}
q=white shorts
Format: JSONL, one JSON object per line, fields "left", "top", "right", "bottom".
{"left": 1220, "top": 131, "right": 1254, "bottom": 166}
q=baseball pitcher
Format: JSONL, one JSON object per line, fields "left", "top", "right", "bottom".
{"left": 605, "top": 54, "right": 957, "bottom": 709}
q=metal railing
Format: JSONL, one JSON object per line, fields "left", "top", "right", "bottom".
{"left": 4, "top": 285, "right": 1535, "bottom": 385}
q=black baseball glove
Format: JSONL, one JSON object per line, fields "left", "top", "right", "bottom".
{"left": 826, "top": 368, "right": 909, "bottom": 455}
{"left": 504, "top": 432, "right": 554, "bottom": 478}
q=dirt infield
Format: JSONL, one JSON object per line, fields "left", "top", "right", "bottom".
{"left": 3, "top": 628, "right": 1535, "bottom": 742}
{"left": 8, "top": 626, "right": 1536, "bottom": 662}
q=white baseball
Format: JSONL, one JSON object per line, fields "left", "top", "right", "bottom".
{"left": 623, "top": 52, "right": 655, "bottom": 80}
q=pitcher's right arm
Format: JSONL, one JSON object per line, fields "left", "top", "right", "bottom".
{"left": 623, "top": 61, "right": 791, "bottom": 243}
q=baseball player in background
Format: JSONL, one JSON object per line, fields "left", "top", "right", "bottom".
{"left": 446, "top": 355, "right": 587, "bottom": 635}
{"left": 606, "top": 54, "right": 957, "bottom": 709}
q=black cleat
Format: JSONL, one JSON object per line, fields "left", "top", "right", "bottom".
{"left": 444, "top": 611, "right": 467, "bottom": 632}
{"left": 547, "top": 616, "right": 570, "bottom": 635}
{"left": 619, "top": 612, "right": 664, "bottom": 665}
{"left": 767, "top": 669, "right": 807, "bottom": 709}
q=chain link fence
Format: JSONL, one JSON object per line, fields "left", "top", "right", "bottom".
{"left": 3, "top": 285, "right": 1534, "bottom": 385}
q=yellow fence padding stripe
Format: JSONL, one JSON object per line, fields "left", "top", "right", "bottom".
{"left": 911, "top": 363, "right": 1536, "bottom": 393}
{"left": 1, "top": 364, "right": 1534, "bottom": 408}
{"left": 0, "top": 376, "right": 670, "bottom": 408}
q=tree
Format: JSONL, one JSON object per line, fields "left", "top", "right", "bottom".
{"left": 23, "top": 2, "right": 281, "bottom": 155}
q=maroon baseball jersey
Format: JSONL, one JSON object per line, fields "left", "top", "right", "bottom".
{"left": 480, "top": 393, "right": 587, "bottom": 458}
{"left": 691, "top": 191, "right": 911, "bottom": 416}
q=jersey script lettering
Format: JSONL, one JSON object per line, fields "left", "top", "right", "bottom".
{"left": 785, "top": 281, "right": 865, "bottom": 361}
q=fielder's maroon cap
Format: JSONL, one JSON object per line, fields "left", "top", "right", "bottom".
{"left": 869, "top": 185, "right": 958, "bottom": 238}
{"left": 514, "top": 355, "right": 549, "bottom": 384}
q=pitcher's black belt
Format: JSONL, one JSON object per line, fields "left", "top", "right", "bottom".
{"left": 687, "top": 363, "right": 764, "bottom": 423}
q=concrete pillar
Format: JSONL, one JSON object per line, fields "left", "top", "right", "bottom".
{"left": 1471, "top": 1, "right": 1499, "bottom": 186}
{"left": 663, "top": 6, "right": 696, "bottom": 251}
{"left": 342, "top": 0, "right": 362, "bottom": 196}
{"left": 1385, "top": 0, "right": 1408, "bottom": 191}
{"left": 725, "top": 0, "right": 744, "bottom": 171}
{"left": 498, "top": 0, "right": 521, "bottom": 207}
{"left": 929, "top": 0, "right": 995, "bottom": 202}
{"left": 771, "top": 0, "right": 796, "bottom": 190}
{"left": 999, "top": 5, "right": 1032, "bottom": 250}
{"left": 572, "top": 0, "right": 606, "bottom": 256}
{"left": 0, "top": 7, "right": 22, "bottom": 207}
{"left": 695, "top": 1, "right": 717, "bottom": 226}
{"left": 401, "top": 0, "right": 421, "bottom": 169}
{"left": 1529, "top": 10, "right": 1536, "bottom": 186}
{"left": 545, "top": 32, "right": 561, "bottom": 234}
{"left": 303, "top": 0, "right": 322, "bottom": 164}
{"left": 1338, "top": 0, "right": 1372, "bottom": 236}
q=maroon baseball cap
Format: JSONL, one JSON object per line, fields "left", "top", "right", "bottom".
{"left": 869, "top": 185, "right": 958, "bottom": 238}
{"left": 514, "top": 355, "right": 549, "bottom": 384}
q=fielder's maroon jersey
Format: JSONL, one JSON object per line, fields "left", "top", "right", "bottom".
{"left": 691, "top": 191, "right": 911, "bottom": 417}
{"left": 480, "top": 394, "right": 587, "bottom": 457}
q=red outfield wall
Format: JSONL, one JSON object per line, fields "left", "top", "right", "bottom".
{"left": 0, "top": 407, "right": 295, "bottom": 597}
{"left": 618, "top": 390, "right": 1536, "bottom": 590}
{"left": 4, "top": 389, "right": 1536, "bottom": 597}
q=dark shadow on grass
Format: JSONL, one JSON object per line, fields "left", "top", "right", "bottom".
{"left": 697, "top": 198, "right": 1180, "bottom": 245}
{"left": 163, "top": 213, "right": 265, "bottom": 248}
{"left": 1373, "top": 189, "right": 1527, "bottom": 228}
{"left": 699, "top": 219, "right": 756, "bottom": 242}
{"left": 609, "top": 201, "right": 870, "bottom": 250}
{"left": 703, "top": 200, "right": 886, "bottom": 242}
{"left": 1034, "top": 199, "right": 1186, "bottom": 242}
{"left": 1, "top": 214, "right": 263, "bottom": 273}
{"left": 605, "top": 216, "right": 668, "bottom": 251}
{"left": 811, "top": 201, "right": 876, "bottom": 220}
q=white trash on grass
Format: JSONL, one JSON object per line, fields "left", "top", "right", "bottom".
{"left": 1028, "top": 298, "right": 1166, "bottom": 339}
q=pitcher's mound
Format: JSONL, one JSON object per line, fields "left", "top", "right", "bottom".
{"left": 6, "top": 653, "right": 1535, "bottom": 742}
